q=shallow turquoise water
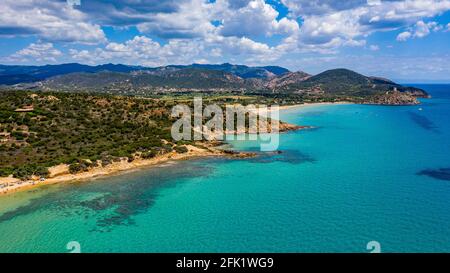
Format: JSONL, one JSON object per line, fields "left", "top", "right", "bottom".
{"left": 1, "top": 85, "right": 450, "bottom": 253}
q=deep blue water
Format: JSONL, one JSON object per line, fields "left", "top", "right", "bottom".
{"left": 0, "top": 84, "right": 450, "bottom": 253}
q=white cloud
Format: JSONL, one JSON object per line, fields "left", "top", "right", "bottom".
{"left": 298, "top": 8, "right": 366, "bottom": 46}
{"left": 212, "top": 36, "right": 276, "bottom": 59}
{"left": 68, "top": 34, "right": 278, "bottom": 66}
{"left": 285, "top": 0, "right": 450, "bottom": 49}
{"left": 369, "top": 45, "right": 380, "bottom": 51}
{"left": 135, "top": 0, "right": 299, "bottom": 40}
{"left": 70, "top": 36, "right": 164, "bottom": 66}
{"left": 397, "top": 31, "right": 412, "bottom": 41}
{"left": 413, "top": 20, "right": 431, "bottom": 38}
{"left": 219, "top": 0, "right": 299, "bottom": 38}
{"left": 396, "top": 20, "right": 443, "bottom": 41}
{"left": 136, "top": 0, "right": 217, "bottom": 38}
{"left": 7, "top": 43, "right": 62, "bottom": 63}
{"left": 1, "top": 0, "right": 450, "bottom": 67}
{"left": 0, "top": 0, "right": 106, "bottom": 44}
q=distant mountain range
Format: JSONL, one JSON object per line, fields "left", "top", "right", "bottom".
{"left": 0, "top": 63, "right": 288, "bottom": 85}
{"left": 164, "top": 63, "right": 290, "bottom": 79}
{"left": 0, "top": 62, "right": 429, "bottom": 104}
{"left": 0, "top": 63, "right": 147, "bottom": 85}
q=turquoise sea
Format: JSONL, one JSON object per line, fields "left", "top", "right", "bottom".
{"left": 1, "top": 84, "right": 450, "bottom": 253}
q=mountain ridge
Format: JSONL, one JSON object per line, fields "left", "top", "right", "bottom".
{"left": 0, "top": 63, "right": 290, "bottom": 85}
{"left": 0, "top": 63, "right": 430, "bottom": 105}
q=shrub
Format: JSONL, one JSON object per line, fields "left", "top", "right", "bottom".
{"left": 11, "top": 131, "right": 27, "bottom": 141}
{"left": 174, "top": 145, "right": 188, "bottom": 154}
{"left": 69, "top": 163, "right": 86, "bottom": 174}
{"left": 68, "top": 160, "right": 93, "bottom": 174}
{"left": 12, "top": 166, "right": 34, "bottom": 180}
{"left": 142, "top": 150, "right": 158, "bottom": 159}
{"left": 0, "top": 167, "right": 13, "bottom": 178}
{"left": 101, "top": 156, "right": 113, "bottom": 167}
{"left": 162, "top": 144, "right": 173, "bottom": 153}
{"left": 34, "top": 166, "right": 50, "bottom": 178}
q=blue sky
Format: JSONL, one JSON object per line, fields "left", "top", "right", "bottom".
{"left": 1, "top": 0, "right": 450, "bottom": 81}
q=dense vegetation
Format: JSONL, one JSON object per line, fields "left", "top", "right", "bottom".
{"left": 0, "top": 63, "right": 146, "bottom": 85}
{"left": 2, "top": 64, "right": 428, "bottom": 102}
{"left": 0, "top": 63, "right": 288, "bottom": 85}
{"left": 275, "top": 69, "right": 428, "bottom": 97}
{"left": 0, "top": 91, "right": 180, "bottom": 179}
{"left": 0, "top": 90, "right": 307, "bottom": 180}
{"left": 167, "top": 63, "right": 289, "bottom": 78}
{"left": 29, "top": 67, "right": 427, "bottom": 101}
{"left": 0, "top": 65, "right": 430, "bottom": 180}
{"left": 41, "top": 69, "right": 252, "bottom": 93}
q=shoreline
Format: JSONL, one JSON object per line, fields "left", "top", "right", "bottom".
{"left": 278, "top": 101, "right": 353, "bottom": 110}
{"left": 255, "top": 101, "right": 353, "bottom": 115}
{"left": 0, "top": 144, "right": 252, "bottom": 196}
{"left": 0, "top": 103, "right": 336, "bottom": 196}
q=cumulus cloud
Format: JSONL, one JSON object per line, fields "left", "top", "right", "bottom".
{"left": 0, "top": 0, "right": 106, "bottom": 44}
{"left": 358, "top": 0, "right": 450, "bottom": 29}
{"left": 68, "top": 34, "right": 278, "bottom": 66}
{"left": 136, "top": 0, "right": 217, "bottom": 38}
{"left": 298, "top": 8, "right": 366, "bottom": 46}
{"left": 397, "top": 31, "right": 412, "bottom": 41}
{"left": 2, "top": 0, "right": 450, "bottom": 66}
{"left": 219, "top": 0, "right": 299, "bottom": 38}
{"left": 289, "top": 0, "right": 450, "bottom": 48}
{"left": 6, "top": 43, "right": 62, "bottom": 63}
{"left": 396, "top": 20, "right": 444, "bottom": 41}
{"left": 413, "top": 21, "right": 432, "bottom": 38}
{"left": 70, "top": 36, "right": 164, "bottom": 65}
{"left": 135, "top": 0, "right": 299, "bottom": 39}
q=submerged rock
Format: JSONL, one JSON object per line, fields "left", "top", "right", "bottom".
{"left": 417, "top": 168, "right": 450, "bottom": 181}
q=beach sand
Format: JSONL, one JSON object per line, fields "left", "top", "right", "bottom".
{"left": 278, "top": 101, "right": 352, "bottom": 110}
{"left": 0, "top": 144, "right": 238, "bottom": 195}
{"left": 0, "top": 102, "right": 343, "bottom": 195}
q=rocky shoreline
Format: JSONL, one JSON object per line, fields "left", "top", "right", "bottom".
{"left": 362, "top": 90, "right": 429, "bottom": 105}
{"left": 0, "top": 121, "right": 308, "bottom": 196}
{"left": 0, "top": 97, "right": 424, "bottom": 196}
{"left": 0, "top": 142, "right": 257, "bottom": 195}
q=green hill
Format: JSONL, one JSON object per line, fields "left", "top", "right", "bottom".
{"left": 41, "top": 69, "right": 253, "bottom": 94}
{"left": 279, "top": 68, "right": 429, "bottom": 99}
{"left": 4, "top": 65, "right": 429, "bottom": 105}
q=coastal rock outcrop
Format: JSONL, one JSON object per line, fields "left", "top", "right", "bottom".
{"left": 364, "top": 91, "right": 420, "bottom": 105}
